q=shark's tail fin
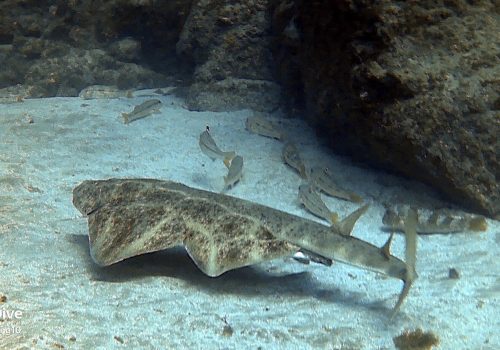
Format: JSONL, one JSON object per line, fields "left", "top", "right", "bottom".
{"left": 391, "top": 207, "right": 418, "bottom": 318}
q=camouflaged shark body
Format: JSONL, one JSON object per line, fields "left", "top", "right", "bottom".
{"left": 73, "top": 179, "right": 417, "bottom": 315}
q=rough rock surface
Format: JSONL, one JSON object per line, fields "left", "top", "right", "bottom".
{"left": 0, "top": 0, "right": 497, "bottom": 216}
{"left": 0, "top": 0, "right": 193, "bottom": 97}
{"left": 272, "top": 0, "right": 499, "bottom": 217}
{"left": 177, "top": 0, "right": 281, "bottom": 112}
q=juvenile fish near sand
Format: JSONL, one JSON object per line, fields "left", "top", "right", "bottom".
{"left": 282, "top": 142, "right": 307, "bottom": 179}
{"left": 245, "top": 115, "right": 285, "bottom": 141}
{"left": 199, "top": 127, "right": 236, "bottom": 163}
{"left": 222, "top": 155, "right": 244, "bottom": 191}
{"left": 79, "top": 85, "right": 133, "bottom": 99}
{"left": 382, "top": 206, "right": 488, "bottom": 234}
{"left": 298, "top": 183, "right": 338, "bottom": 225}
{"left": 0, "top": 85, "right": 33, "bottom": 103}
{"left": 0, "top": 95, "right": 24, "bottom": 104}
{"left": 309, "top": 166, "right": 363, "bottom": 203}
{"left": 122, "top": 99, "right": 162, "bottom": 124}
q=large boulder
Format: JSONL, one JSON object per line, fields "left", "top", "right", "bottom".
{"left": 177, "top": 0, "right": 281, "bottom": 112}
{"left": 272, "top": 0, "right": 499, "bottom": 217}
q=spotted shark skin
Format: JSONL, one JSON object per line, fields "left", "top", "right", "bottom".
{"left": 73, "top": 178, "right": 417, "bottom": 315}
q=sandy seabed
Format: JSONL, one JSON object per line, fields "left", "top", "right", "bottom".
{"left": 0, "top": 90, "right": 498, "bottom": 349}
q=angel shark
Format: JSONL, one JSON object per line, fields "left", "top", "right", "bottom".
{"left": 73, "top": 178, "right": 417, "bottom": 316}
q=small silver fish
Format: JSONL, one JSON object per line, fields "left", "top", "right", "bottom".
{"left": 309, "top": 166, "right": 363, "bottom": 203}
{"left": 79, "top": 85, "right": 133, "bottom": 99}
{"left": 223, "top": 155, "right": 244, "bottom": 191}
{"left": 298, "top": 183, "right": 338, "bottom": 225}
{"left": 245, "top": 115, "right": 284, "bottom": 141}
{"left": 282, "top": 142, "right": 307, "bottom": 179}
{"left": 122, "top": 99, "right": 162, "bottom": 124}
{"left": 382, "top": 206, "right": 488, "bottom": 234}
{"left": 153, "top": 87, "right": 175, "bottom": 95}
{"left": 199, "top": 128, "right": 236, "bottom": 163}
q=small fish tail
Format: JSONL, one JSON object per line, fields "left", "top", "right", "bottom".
{"left": 391, "top": 276, "right": 414, "bottom": 320}
{"left": 468, "top": 216, "right": 488, "bottom": 231}
{"left": 299, "top": 164, "right": 308, "bottom": 179}
{"left": 330, "top": 212, "right": 339, "bottom": 225}
{"left": 223, "top": 175, "right": 231, "bottom": 190}
{"left": 224, "top": 152, "right": 236, "bottom": 163}
{"left": 349, "top": 192, "right": 363, "bottom": 203}
{"left": 223, "top": 156, "right": 233, "bottom": 168}
{"left": 392, "top": 207, "right": 418, "bottom": 317}
{"left": 122, "top": 113, "right": 129, "bottom": 124}
{"left": 220, "top": 177, "right": 230, "bottom": 193}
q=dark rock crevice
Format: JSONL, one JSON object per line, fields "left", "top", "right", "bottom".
{"left": 271, "top": 0, "right": 499, "bottom": 217}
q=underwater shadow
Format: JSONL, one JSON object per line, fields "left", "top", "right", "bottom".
{"left": 68, "top": 234, "right": 394, "bottom": 316}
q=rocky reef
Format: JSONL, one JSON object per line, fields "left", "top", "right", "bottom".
{"left": 176, "top": 0, "right": 281, "bottom": 112}
{"left": 272, "top": 0, "right": 499, "bottom": 217}
{"left": 0, "top": 0, "right": 498, "bottom": 217}
{"left": 0, "top": 0, "right": 193, "bottom": 96}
